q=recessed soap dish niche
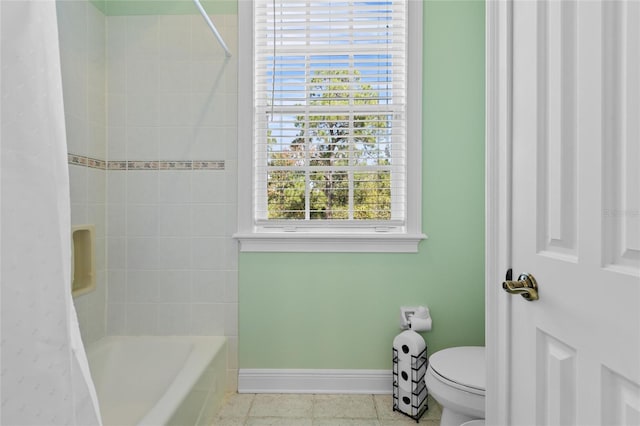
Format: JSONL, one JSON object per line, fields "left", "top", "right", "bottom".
{"left": 71, "top": 225, "right": 96, "bottom": 297}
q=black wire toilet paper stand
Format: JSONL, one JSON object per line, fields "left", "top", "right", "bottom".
{"left": 392, "top": 346, "right": 429, "bottom": 423}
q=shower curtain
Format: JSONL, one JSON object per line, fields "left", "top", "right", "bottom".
{"left": 1, "top": 0, "right": 101, "bottom": 424}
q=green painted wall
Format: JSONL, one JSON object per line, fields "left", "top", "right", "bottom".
{"left": 239, "top": 0, "right": 486, "bottom": 370}
{"left": 90, "top": 0, "right": 236, "bottom": 16}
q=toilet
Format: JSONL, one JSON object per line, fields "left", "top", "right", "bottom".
{"left": 425, "top": 346, "right": 485, "bottom": 426}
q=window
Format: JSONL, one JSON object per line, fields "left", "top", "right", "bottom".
{"left": 236, "top": 0, "right": 425, "bottom": 252}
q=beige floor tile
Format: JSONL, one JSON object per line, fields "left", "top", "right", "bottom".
{"left": 249, "top": 394, "right": 314, "bottom": 418}
{"left": 313, "top": 419, "right": 381, "bottom": 426}
{"left": 313, "top": 395, "right": 377, "bottom": 419}
{"left": 373, "top": 393, "right": 440, "bottom": 422}
{"left": 379, "top": 420, "right": 439, "bottom": 426}
{"left": 246, "top": 417, "right": 313, "bottom": 426}
{"left": 211, "top": 416, "right": 245, "bottom": 426}
{"left": 218, "top": 393, "right": 255, "bottom": 418}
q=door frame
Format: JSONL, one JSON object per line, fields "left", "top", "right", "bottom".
{"left": 485, "top": 1, "right": 513, "bottom": 425}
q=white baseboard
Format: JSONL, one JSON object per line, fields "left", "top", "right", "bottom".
{"left": 238, "top": 369, "right": 393, "bottom": 394}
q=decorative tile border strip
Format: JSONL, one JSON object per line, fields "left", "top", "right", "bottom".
{"left": 68, "top": 154, "right": 106, "bottom": 170}
{"left": 68, "top": 154, "right": 225, "bottom": 171}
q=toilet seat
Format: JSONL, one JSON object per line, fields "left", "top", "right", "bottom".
{"left": 428, "top": 346, "right": 485, "bottom": 396}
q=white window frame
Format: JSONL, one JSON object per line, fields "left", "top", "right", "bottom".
{"left": 235, "top": 0, "right": 425, "bottom": 253}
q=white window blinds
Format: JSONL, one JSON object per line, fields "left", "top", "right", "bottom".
{"left": 253, "top": 0, "right": 407, "bottom": 225}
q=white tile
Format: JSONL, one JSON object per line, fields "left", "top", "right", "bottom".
{"left": 88, "top": 122, "right": 106, "bottom": 160}
{"left": 157, "top": 270, "right": 192, "bottom": 303}
{"left": 191, "top": 237, "right": 225, "bottom": 270}
{"left": 107, "top": 171, "right": 127, "bottom": 203}
{"left": 127, "top": 204, "right": 158, "bottom": 237}
{"left": 157, "top": 127, "right": 192, "bottom": 160}
{"left": 158, "top": 93, "right": 193, "bottom": 127}
{"left": 126, "top": 93, "right": 158, "bottom": 127}
{"left": 87, "top": 168, "right": 106, "bottom": 204}
{"left": 107, "top": 270, "right": 126, "bottom": 303}
{"left": 158, "top": 237, "right": 192, "bottom": 270}
{"left": 107, "top": 56, "right": 127, "bottom": 94}
{"left": 224, "top": 303, "right": 238, "bottom": 336}
{"left": 88, "top": 84, "right": 106, "bottom": 126}
{"left": 127, "top": 59, "right": 159, "bottom": 94}
{"left": 65, "top": 114, "right": 88, "bottom": 156}
{"left": 88, "top": 203, "right": 106, "bottom": 237}
{"left": 191, "top": 204, "right": 227, "bottom": 237}
{"left": 191, "top": 270, "right": 225, "bottom": 303}
{"left": 107, "top": 203, "right": 126, "bottom": 237}
{"left": 107, "top": 93, "right": 127, "bottom": 127}
{"left": 127, "top": 171, "right": 158, "bottom": 204}
{"left": 159, "top": 60, "right": 191, "bottom": 93}
{"left": 224, "top": 162, "right": 238, "bottom": 203}
{"left": 190, "top": 303, "right": 225, "bottom": 335}
{"left": 225, "top": 204, "right": 237, "bottom": 237}
{"left": 106, "top": 303, "right": 126, "bottom": 335}
{"left": 126, "top": 126, "right": 158, "bottom": 161}
{"left": 107, "top": 125, "right": 127, "bottom": 160}
{"left": 126, "top": 271, "right": 159, "bottom": 303}
{"left": 190, "top": 126, "right": 226, "bottom": 160}
{"left": 70, "top": 203, "right": 88, "bottom": 227}
{"left": 106, "top": 16, "right": 127, "bottom": 60}
{"left": 191, "top": 92, "right": 227, "bottom": 127}
{"left": 69, "top": 165, "right": 87, "bottom": 203}
{"left": 224, "top": 126, "right": 238, "bottom": 161}
{"left": 226, "top": 336, "right": 238, "bottom": 369}
{"left": 126, "top": 16, "right": 159, "bottom": 61}
{"left": 125, "top": 303, "right": 158, "bottom": 335}
{"left": 107, "top": 237, "right": 126, "bottom": 269}
{"left": 127, "top": 237, "right": 159, "bottom": 270}
{"left": 225, "top": 238, "right": 239, "bottom": 270}
{"left": 87, "top": 3, "right": 105, "bottom": 61}
{"left": 225, "top": 270, "right": 238, "bottom": 303}
{"left": 93, "top": 237, "right": 107, "bottom": 271}
{"left": 158, "top": 204, "right": 192, "bottom": 237}
{"left": 191, "top": 171, "right": 226, "bottom": 203}
{"left": 159, "top": 171, "right": 191, "bottom": 204}
{"left": 157, "top": 303, "right": 191, "bottom": 335}
{"left": 190, "top": 60, "right": 226, "bottom": 94}
{"left": 191, "top": 15, "right": 228, "bottom": 60}
{"left": 158, "top": 15, "right": 192, "bottom": 61}
{"left": 225, "top": 94, "right": 238, "bottom": 125}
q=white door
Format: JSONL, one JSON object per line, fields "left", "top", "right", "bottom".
{"left": 487, "top": 0, "right": 640, "bottom": 425}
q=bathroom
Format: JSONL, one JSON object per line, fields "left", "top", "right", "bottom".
{"left": 60, "top": 0, "right": 484, "bottom": 412}
{"left": 4, "top": 0, "right": 637, "bottom": 424}
{"left": 1, "top": 0, "right": 487, "bottom": 423}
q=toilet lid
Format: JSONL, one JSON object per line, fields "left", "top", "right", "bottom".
{"left": 428, "top": 346, "right": 485, "bottom": 392}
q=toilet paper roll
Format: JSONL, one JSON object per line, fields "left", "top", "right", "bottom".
{"left": 398, "top": 386, "right": 427, "bottom": 417}
{"left": 397, "top": 360, "right": 427, "bottom": 392}
{"left": 397, "top": 387, "right": 413, "bottom": 416}
{"left": 393, "top": 330, "right": 426, "bottom": 359}
{"left": 410, "top": 317, "right": 432, "bottom": 332}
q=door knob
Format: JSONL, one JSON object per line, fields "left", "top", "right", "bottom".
{"left": 503, "top": 272, "right": 539, "bottom": 301}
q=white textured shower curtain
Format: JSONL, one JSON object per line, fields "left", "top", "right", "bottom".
{"left": 1, "top": 0, "right": 101, "bottom": 424}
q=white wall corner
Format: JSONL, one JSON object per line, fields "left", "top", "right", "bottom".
{"left": 238, "top": 369, "right": 393, "bottom": 394}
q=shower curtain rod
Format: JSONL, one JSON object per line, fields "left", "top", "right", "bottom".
{"left": 192, "top": 0, "right": 232, "bottom": 57}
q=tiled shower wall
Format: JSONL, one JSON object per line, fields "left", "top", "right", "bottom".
{"left": 58, "top": 0, "right": 108, "bottom": 345}
{"left": 58, "top": 0, "right": 239, "bottom": 390}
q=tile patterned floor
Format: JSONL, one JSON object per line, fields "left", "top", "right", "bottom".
{"left": 213, "top": 393, "right": 442, "bottom": 426}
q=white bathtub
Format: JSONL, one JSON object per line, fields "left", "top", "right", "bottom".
{"left": 86, "top": 336, "right": 227, "bottom": 426}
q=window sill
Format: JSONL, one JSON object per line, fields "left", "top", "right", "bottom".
{"left": 233, "top": 232, "right": 427, "bottom": 253}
